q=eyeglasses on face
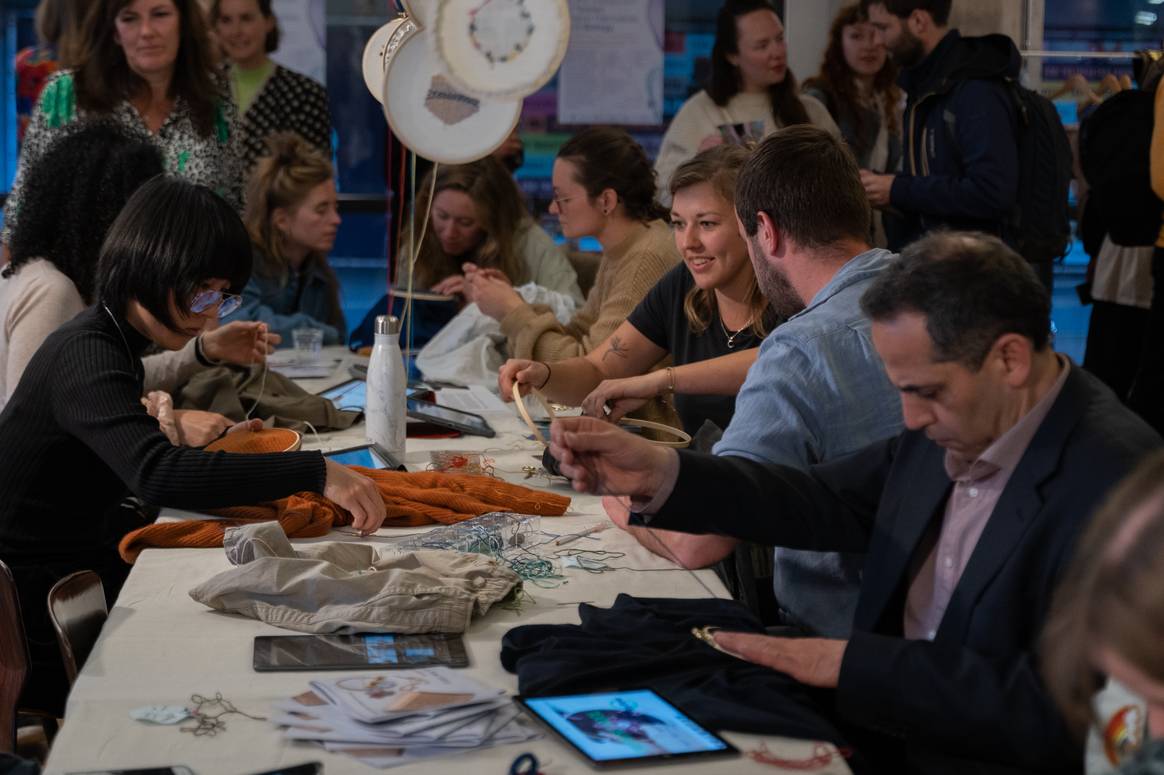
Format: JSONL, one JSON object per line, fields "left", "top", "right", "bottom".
{"left": 190, "top": 288, "right": 243, "bottom": 318}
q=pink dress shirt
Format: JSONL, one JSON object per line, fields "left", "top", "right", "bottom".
{"left": 903, "top": 357, "right": 1071, "bottom": 641}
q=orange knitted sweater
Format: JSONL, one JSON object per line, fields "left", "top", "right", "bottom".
{"left": 118, "top": 467, "right": 571, "bottom": 562}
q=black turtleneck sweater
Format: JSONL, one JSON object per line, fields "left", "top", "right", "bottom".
{"left": 0, "top": 304, "right": 327, "bottom": 562}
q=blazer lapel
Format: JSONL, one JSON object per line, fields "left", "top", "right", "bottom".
{"left": 936, "top": 366, "right": 1089, "bottom": 640}
{"left": 857, "top": 436, "right": 951, "bottom": 630}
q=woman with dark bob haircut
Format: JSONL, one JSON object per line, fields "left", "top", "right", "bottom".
{"left": 0, "top": 121, "right": 275, "bottom": 438}
{"left": 0, "top": 177, "right": 384, "bottom": 714}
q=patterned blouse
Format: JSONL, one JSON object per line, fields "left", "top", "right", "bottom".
{"left": 14, "top": 45, "right": 59, "bottom": 147}
{"left": 2, "top": 70, "right": 244, "bottom": 245}
{"left": 230, "top": 63, "right": 332, "bottom": 174}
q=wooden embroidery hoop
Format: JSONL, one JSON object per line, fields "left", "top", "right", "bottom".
{"left": 511, "top": 381, "right": 692, "bottom": 449}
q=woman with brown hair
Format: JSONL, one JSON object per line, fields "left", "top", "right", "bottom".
{"left": 499, "top": 145, "right": 777, "bottom": 435}
{"left": 400, "top": 157, "right": 582, "bottom": 304}
{"left": 469, "top": 127, "right": 680, "bottom": 362}
{"left": 653, "top": 0, "right": 838, "bottom": 204}
{"left": 2, "top": 0, "right": 243, "bottom": 251}
{"left": 1041, "top": 451, "right": 1164, "bottom": 772}
{"left": 802, "top": 3, "right": 901, "bottom": 246}
{"left": 237, "top": 131, "right": 345, "bottom": 344}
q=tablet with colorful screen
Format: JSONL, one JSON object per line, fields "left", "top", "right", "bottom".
{"left": 253, "top": 633, "right": 468, "bottom": 671}
{"left": 319, "top": 378, "right": 366, "bottom": 411}
{"left": 322, "top": 443, "right": 405, "bottom": 471}
{"left": 515, "top": 689, "right": 738, "bottom": 768}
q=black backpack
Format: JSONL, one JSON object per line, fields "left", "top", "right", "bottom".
{"left": 945, "top": 79, "right": 1074, "bottom": 263}
{"left": 1079, "top": 88, "right": 1162, "bottom": 247}
{"left": 1004, "top": 81, "right": 1075, "bottom": 264}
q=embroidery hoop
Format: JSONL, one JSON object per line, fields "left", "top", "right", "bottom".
{"left": 399, "top": 0, "right": 436, "bottom": 29}
{"left": 433, "top": 0, "right": 571, "bottom": 100}
{"left": 511, "top": 381, "right": 691, "bottom": 449}
{"left": 389, "top": 289, "right": 456, "bottom": 303}
{"left": 382, "top": 19, "right": 521, "bottom": 164}
{"left": 361, "top": 15, "right": 416, "bottom": 106}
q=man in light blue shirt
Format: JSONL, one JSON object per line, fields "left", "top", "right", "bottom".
{"left": 608, "top": 127, "right": 903, "bottom": 637}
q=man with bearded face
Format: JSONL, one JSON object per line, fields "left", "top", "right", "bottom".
{"left": 858, "top": 1, "right": 1024, "bottom": 272}
{"left": 603, "top": 126, "right": 903, "bottom": 640}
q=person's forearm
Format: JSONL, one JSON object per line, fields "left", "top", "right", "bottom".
{"left": 627, "top": 524, "right": 737, "bottom": 569}
{"left": 540, "top": 357, "right": 607, "bottom": 406}
{"left": 673, "top": 349, "right": 759, "bottom": 396}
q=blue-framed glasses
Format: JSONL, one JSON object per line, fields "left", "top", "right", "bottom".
{"left": 190, "top": 288, "right": 243, "bottom": 317}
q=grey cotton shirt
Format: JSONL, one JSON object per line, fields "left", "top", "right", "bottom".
{"left": 713, "top": 248, "right": 904, "bottom": 637}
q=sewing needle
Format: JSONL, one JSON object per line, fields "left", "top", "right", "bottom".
{"left": 554, "top": 523, "right": 609, "bottom": 546}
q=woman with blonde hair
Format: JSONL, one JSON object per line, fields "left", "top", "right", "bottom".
{"left": 499, "top": 144, "right": 777, "bottom": 435}
{"left": 401, "top": 157, "right": 582, "bottom": 304}
{"left": 238, "top": 131, "right": 345, "bottom": 344}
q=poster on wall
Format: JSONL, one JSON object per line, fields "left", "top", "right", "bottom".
{"left": 271, "top": 0, "right": 326, "bottom": 84}
{"left": 558, "top": 0, "right": 664, "bottom": 126}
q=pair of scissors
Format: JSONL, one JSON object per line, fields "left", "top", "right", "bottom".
{"left": 509, "top": 752, "right": 541, "bottom": 775}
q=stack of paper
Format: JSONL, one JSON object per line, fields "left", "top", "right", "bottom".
{"left": 272, "top": 667, "right": 540, "bottom": 768}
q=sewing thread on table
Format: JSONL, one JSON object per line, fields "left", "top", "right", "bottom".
{"left": 180, "top": 692, "right": 266, "bottom": 737}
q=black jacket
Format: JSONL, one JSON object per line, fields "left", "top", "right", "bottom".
{"left": 888, "top": 30, "right": 1022, "bottom": 249}
{"left": 639, "top": 364, "right": 1162, "bottom": 773}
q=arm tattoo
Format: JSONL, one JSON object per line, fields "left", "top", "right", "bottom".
{"left": 603, "top": 335, "right": 629, "bottom": 362}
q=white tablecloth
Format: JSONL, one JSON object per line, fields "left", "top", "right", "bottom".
{"left": 43, "top": 350, "right": 852, "bottom": 775}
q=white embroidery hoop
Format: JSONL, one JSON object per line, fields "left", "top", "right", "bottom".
{"left": 433, "top": 0, "right": 571, "bottom": 100}
{"left": 362, "top": 15, "right": 416, "bottom": 106}
{"left": 400, "top": 0, "right": 437, "bottom": 29}
{"left": 511, "top": 381, "right": 691, "bottom": 449}
{"left": 382, "top": 21, "right": 521, "bottom": 164}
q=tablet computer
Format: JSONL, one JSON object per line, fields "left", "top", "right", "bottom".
{"left": 407, "top": 397, "right": 495, "bottom": 438}
{"left": 514, "top": 688, "right": 738, "bottom": 769}
{"left": 253, "top": 632, "right": 469, "bottom": 672}
{"left": 323, "top": 442, "right": 405, "bottom": 471}
{"left": 319, "top": 378, "right": 367, "bottom": 411}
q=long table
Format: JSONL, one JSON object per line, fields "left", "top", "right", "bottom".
{"left": 42, "top": 349, "right": 852, "bottom": 775}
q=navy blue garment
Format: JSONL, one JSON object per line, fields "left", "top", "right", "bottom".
{"left": 501, "top": 594, "right": 864, "bottom": 764}
{"left": 889, "top": 30, "right": 1021, "bottom": 250}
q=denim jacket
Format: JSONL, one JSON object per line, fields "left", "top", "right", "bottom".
{"left": 714, "top": 248, "right": 904, "bottom": 636}
{"left": 237, "top": 251, "right": 346, "bottom": 345}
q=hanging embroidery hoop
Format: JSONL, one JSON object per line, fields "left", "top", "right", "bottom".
{"left": 399, "top": 0, "right": 437, "bottom": 30}
{"left": 362, "top": 15, "right": 417, "bottom": 106}
{"left": 382, "top": 21, "right": 522, "bottom": 164}
{"left": 433, "top": 0, "right": 571, "bottom": 100}
{"left": 390, "top": 288, "right": 456, "bottom": 303}
{"left": 511, "top": 382, "right": 691, "bottom": 449}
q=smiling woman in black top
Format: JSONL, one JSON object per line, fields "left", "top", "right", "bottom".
{"left": 0, "top": 177, "right": 384, "bottom": 714}
{"left": 500, "top": 145, "right": 778, "bottom": 436}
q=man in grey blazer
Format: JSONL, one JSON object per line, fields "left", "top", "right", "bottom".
{"left": 547, "top": 232, "right": 1163, "bottom": 773}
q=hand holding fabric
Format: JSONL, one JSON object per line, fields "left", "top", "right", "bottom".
{"left": 323, "top": 459, "right": 387, "bottom": 535}
{"left": 469, "top": 272, "right": 524, "bottom": 321}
